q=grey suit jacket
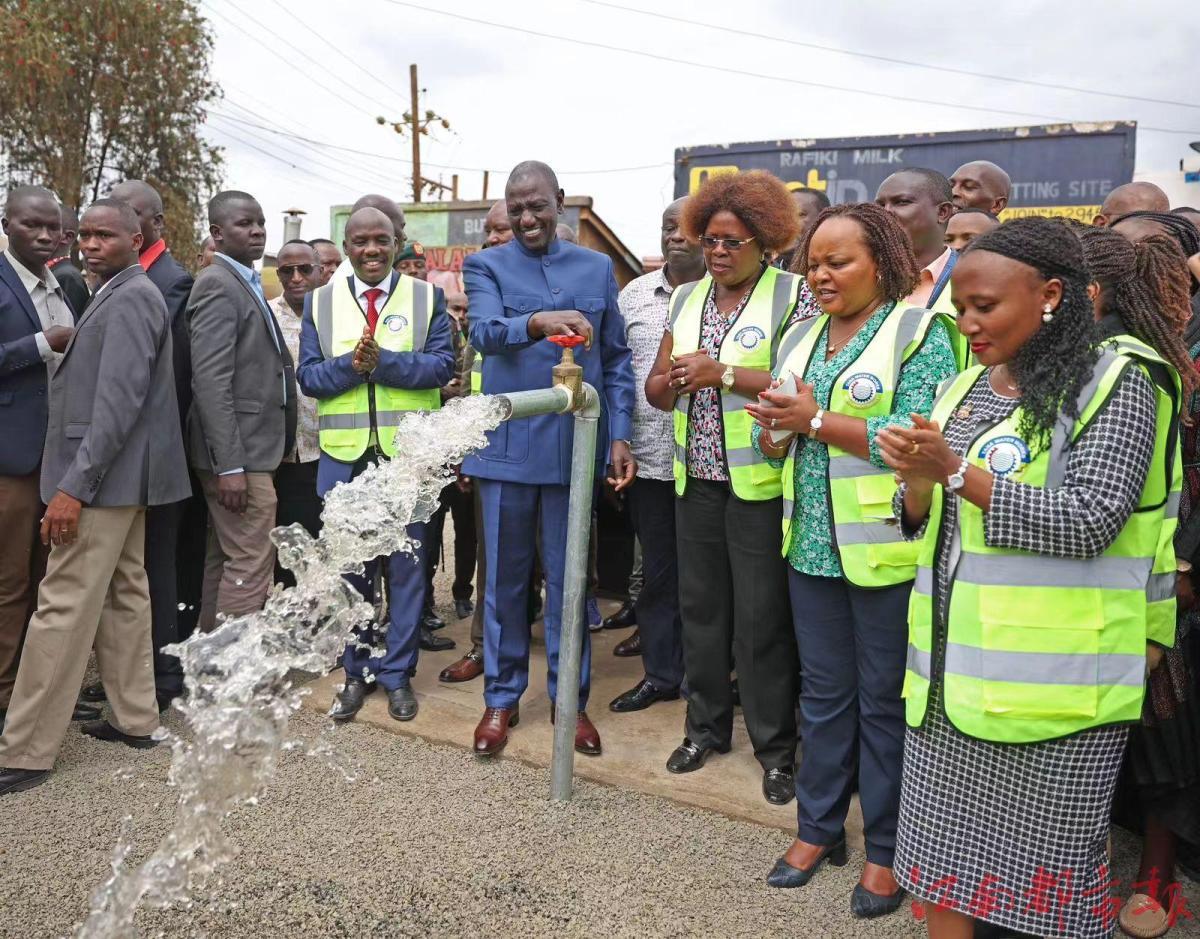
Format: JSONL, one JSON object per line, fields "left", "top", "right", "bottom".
{"left": 41, "top": 265, "right": 190, "bottom": 506}
{"left": 185, "top": 257, "right": 296, "bottom": 474}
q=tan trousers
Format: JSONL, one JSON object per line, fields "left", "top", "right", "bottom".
{"left": 0, "top": 472, "right": 48, "bottom": 708}
{"left": 0, "top": 506, "right": 159, "bottom": 770}
{"left": 197, "top": 471, "right": 277, "bottom": 632}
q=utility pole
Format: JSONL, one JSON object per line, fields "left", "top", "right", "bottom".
{"left": 376, "top": 63, "right": 453, "bottom": 203}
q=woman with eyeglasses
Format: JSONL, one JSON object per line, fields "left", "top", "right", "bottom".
{"left": 744, "top": 203, "right": 959, "bottom": 917}
{"left": 645, "top": 170, "right": 802, "bottom": 805}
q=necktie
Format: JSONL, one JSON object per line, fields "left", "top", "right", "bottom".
{"left": 364, "top": 287, "right": 383, "bottom": 334}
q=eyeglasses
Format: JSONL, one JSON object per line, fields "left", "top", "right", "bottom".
{"left": 700, "top": 235, "right": 757, "bottom": 251}
{"left": 278, "top": 264, "right": 314, "bottom": 277}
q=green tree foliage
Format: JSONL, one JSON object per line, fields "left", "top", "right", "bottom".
{"left": 0, "top": 0, "right": 222, "bottom": 268}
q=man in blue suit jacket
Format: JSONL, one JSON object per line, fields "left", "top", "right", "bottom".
{"left": 464, "top": 161, "right": 636, "bottom": 758}
{"left": 298, "top": 207, "right": 454, "bottom": 724}
{"left": 0, "top": 187, "right": 76, "bottom": 731}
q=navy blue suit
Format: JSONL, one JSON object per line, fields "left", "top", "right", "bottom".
{"left": 297, "top": 271, "right": 454, "bottom": 689}
{"left": 463, "top": 238, "right": 634, "bottom": 710}
{"left": 0, "top": 254, "right": 56, "bottom": 477}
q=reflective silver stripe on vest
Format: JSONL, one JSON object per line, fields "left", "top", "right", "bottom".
{"left": 727, "top": 445, "right": 761, "bottom": 468}
{"left": 835, "top": 520, "right": 904, "bottom": 544}
{"left": 1147, "top": 571, "right": 1176, "bottom": 603}
{"left": 1045, "top": 350, "right": 1121, "bottom": 489}
{"left": 944, "top": 642, "right": 1146, "bottom": 689}
{"left": 828, "top": 453, "right": 886, "bottom": 479}
{"left": 914, "top": 564, "right": 934, "bottom": 595}
{"left": 318, "top": 410, "right": 412, "bottom": 431}
{"left": 1166, "top": 489, "right": 1181, "bottom": 520}
{"left": 955, "top": 550, "right": 1153, "bottom": 592}
{"left": 776, "top": 315, "right": 821, "bottom": 364}
{"left": 907, "top": 643, "right": 932, "bottom": 680}
{"left": 768, "top": 271, "right": 798, "bottom": 349}
{"left": 411, "top": 279, "right": 432, "bottom": 352}
{"left": 315, "top": 283, "right": 335, "bottom": 358}
{"left": 891, "top": 307, "right": 930, "bottom": 389}
{"left": 667, "top": 280, "right": 701, "bottom": 330}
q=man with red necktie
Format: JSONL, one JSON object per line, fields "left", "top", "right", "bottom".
{"left": 297, "top": 206, "right": 454, "bottom": 725}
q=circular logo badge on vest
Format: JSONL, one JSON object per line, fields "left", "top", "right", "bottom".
{"left": 733, "top": 325, "right": 766, "bottom": 351}
{"left": 977, "top": 435, "right": 1031, "bottom": 478}
{"left": 383, "top": 314, "right": 408, "bottom": 332}
{"left": 842, "top": 372, "right": 883, "bottom": 408}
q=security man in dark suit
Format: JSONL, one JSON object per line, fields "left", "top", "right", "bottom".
{"left": 0, "top": 186, "right": 75, "bottom": 733}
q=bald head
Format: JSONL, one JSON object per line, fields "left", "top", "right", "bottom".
{"left": 109, "top": 179, "right": 164, "bottom": 251}
{"left": 508, "top": 160, "right": 560, "bottom": 193}
{"left": 4, "top": 185, "right": 57, "bottom": 219}
{"left": 1095, "top": 182, "right": 1170, "bottom": 226}
{"left": 351, "top": 194, "right": 405, "bottom": 249}
{"left": 950, "top": 161, "right": 1011, "bottom": 214}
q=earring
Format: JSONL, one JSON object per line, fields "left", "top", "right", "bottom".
{"left": 1042, "top": 303, "right": 1054, "bottom": 324}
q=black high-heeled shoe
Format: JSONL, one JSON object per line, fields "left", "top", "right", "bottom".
{"left": 850, "top": 882, "right": 905, "bottom": 918}
{"left": 765, "top": 833, "right": 848, "bottom": 888}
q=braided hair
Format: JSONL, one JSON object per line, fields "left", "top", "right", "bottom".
{"left": 965, "top": 217, "right": 1100, "bottom": 452}
{"left": 1110, "top": 210, "right": 1200, "bottom": 294}
{"left": 789, "top": 202, "right": 920, "bottom": 301}
{"left": 1078, "top": 227, "right": 1199, "bottom": 395}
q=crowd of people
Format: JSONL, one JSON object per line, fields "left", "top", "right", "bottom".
{"left": 1, "top": 154, "right": 1199, "bottom": 938}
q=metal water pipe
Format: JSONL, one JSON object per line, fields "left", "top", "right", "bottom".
{"left": 490, "top": 335, "right": 600, "bottom": 801}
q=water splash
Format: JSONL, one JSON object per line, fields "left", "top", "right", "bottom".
{"left": 76, "top": 395, "right": 506, "bottom": 937}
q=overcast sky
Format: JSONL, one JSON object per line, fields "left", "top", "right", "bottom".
{"left": 198, "top": 0, "right": 1200, "bottom": 257}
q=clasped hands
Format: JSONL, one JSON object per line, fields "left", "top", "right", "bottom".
{"left": 352, "top": 325, "right": 380, "bottom": 374}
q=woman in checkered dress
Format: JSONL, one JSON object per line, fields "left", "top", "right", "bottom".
{"left": 878, "top": 218, "right": 1163, "bottom": 939}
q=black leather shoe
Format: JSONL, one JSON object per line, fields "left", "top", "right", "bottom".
{"left": 81, "top": 720, "right": 159, "bottom": 749}
{"left": 422, "top": 608, "right": 447, "bottom": 632}
{"left": 0, "top": 767, "right": 49, "bottom": 795}
{"left": 851, "top": 883, "right": 905, "bottom": 919}
{"left": 80, "top": 682, "right": 107, "bottom": 703}
{"left": 609, "top": 678, "right": 679, "bottom": 713}
{"left": 419, "top": 625, "right": 456, "bottom": 652}
{"left": 766, "top": 833, "right": 848, "bottom": 888}
{"left": 762, "top": 767, "right": 795, "bottom": 805}
{"left": 72, "top": 702, "right": 101, "bottom": 722}
{"left": 454, "top": 597, "right": 474, "bottom": 620}
{"left": 666, "top": 737, "right": 730, "bottom": 774}
{"left": 387, "top": 684, "right": 418, "bottom": 721}
{"left": 329, "top": 677, "right": 376, "bottom": 722}
{"left": 602, "top": 599, "right": 636, "bottom": 630}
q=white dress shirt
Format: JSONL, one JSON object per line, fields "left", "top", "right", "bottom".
{"left": 4, "top": 248, "right": 74, "bottom": 376}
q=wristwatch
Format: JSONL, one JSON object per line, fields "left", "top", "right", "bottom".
{"left": 807, "top": 408, "right": 825, "bottom": 439}
{"left": 945, "top": 457, "right": 970, "bottom": 493}
{"left": 720, "top": 365, "right": 735, "bottom": 391}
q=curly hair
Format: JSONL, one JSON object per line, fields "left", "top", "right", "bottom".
{"left": 789, "top": 202, "right": 920, "bottom": 301}
{"left": 966, "top": 218, "right": 1100, "bottom": 453}
{"left": 1078, "top": 227, "right": 1199, "bottom": 396}
{"left": 681, "top": 171, "right": 799, "bottom": 254}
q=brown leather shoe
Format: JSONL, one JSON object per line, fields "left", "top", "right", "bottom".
{"left": 473, "top": 706, "right": 518, "bottom": 756}
{"left": 613, "top": 629, "right": 641, "bottom": 657}
{"left": 439, "top": 647, "right": 484, "bottom": 683}
{"left": 550, "top": 705, "right": 602, "bottom": 756}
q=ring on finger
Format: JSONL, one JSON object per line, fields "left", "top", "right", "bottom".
{"left": 771, "top": 417, "right": 778, "bottom": 429}
{"left": 909, "top": 442, "right": 920, "bottom": 454}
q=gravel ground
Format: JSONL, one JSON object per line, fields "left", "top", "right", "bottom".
{"left": 1, "top": 702, "right": 1197, "bottom": 939}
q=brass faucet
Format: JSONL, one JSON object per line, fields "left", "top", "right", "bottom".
{"left": 549, "top": 335, "right": 586, "bottom": 409}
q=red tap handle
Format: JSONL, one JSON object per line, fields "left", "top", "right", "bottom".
{"left": 547, "top": 335, "right": 586, "bottom": 348}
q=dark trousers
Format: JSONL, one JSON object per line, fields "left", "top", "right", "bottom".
{"left": 676, "top": 479, "right": 796, "bottom": 771}
{"left": 145, "top": 500, "right": 185, "bottom": 698}
{"left": 0, "top": 472, "right": 46, "bottom": 709}
{"left": 788, "top": 569, "right": 910, "bottom": 866}
{"left": 275, "top": 460, "right": 323, "bottom": 588}
{"left": 627, "top": 478, "right": 683, "bottom": 691}
{"left": 174, "top": 477, "right": 208, "bottom": 645}
{"left": 425, "top": 482, "right": 476, "bottom": 604}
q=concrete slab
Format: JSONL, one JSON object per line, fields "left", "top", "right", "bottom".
{"left": 300, "top": 593, "right": 865, "bottom": 843}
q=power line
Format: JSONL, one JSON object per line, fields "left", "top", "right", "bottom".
{"left": 210, "top": 109, "right": 672, "bottom": 176}
{"left": 201, "top": 1, "right": 377, "bottom": 119}
{"left": 206, "top": 123, "right": 362, "bottom": 192}
{"left": 583, "top": 0, "right": 1200, "bottom": 113}
{"left": 377, "top": 0, "right": 1200, "bottom": 137}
